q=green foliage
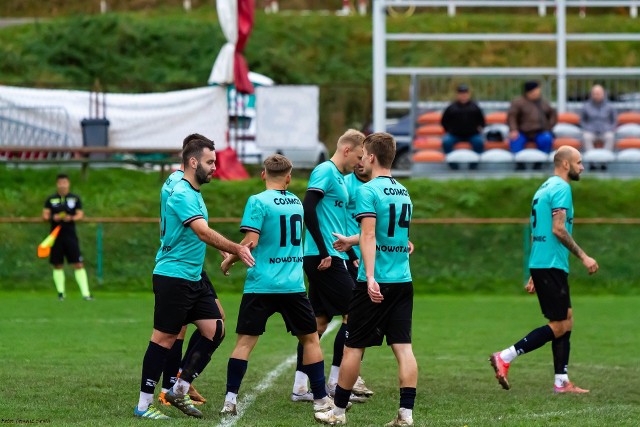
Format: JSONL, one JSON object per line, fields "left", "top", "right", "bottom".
{"left": 1, "top": 166, "right": 638, "bottom": 293}
{"left": 0, "top": 292, "right": 638, "bottom": 426}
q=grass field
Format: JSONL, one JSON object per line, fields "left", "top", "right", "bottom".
{"left": 1, "top": 291, "right": 638, "bottom": 426}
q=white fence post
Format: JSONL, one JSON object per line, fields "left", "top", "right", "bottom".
{"left": 538, "top": 0, "right": 546, "bottom": 16}
{"left": 557, "top": 0, "right": 567, "bottom": 112}
{"left": 100, "top": 0, "right": 107, "bottom": 14}
{"left": 183, "top": 0, "right": 192, "bottom": 12}
{"left": 448, "top": 0, "right": 456, "bottom": 17}
{"left": 631, "top": 2, "right": 638, "bottom": 18}
{"left": 373, "top": 0, "right": 386, "bottom": 133}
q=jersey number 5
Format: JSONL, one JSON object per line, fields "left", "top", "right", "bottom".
{"left": 388, "top": 203, "right": 411, "bottom": 237}
{"left": 279, "top": 214, "right": 303, "bottom": 247}
{"left": 531, "top": 198, "right": 539, "bottom": 229}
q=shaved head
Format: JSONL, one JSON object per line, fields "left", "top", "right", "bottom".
{"left": 554, "top": 146, "right": 583, "bottom": 181}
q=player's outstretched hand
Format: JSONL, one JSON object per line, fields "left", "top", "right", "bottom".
{"left": 408, "top": 241, "right": 414, "bottom": 255}
{"left": 524, "top": 276, "right": 536, "bottom": 294}
{"left": 220, "top": 258, "right": 234, "bottom": 276}
{"left": 237, "top": 241, "right": 255, "bottom": 267}
{"left": 318, "top": 256, "right": 332, "bottom": 270}
{"left": 582, "top": 255, "right": 599, "bottom": 275}
{"left": 331, "top": 232, "right": 353, "bottom": 252}
{"left": 367, "top": 277, "right": 384, "bottom": 303}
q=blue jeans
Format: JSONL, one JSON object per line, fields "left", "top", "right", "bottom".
{"left": 510, "top": 131, "right": 553, "bottom": 153}
{"left": 442, "top": 133, "right": 484, "bottom": 154}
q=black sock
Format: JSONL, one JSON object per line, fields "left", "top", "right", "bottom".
{"left": 181, "top": 328, "right": 202, "bottom": 370}
{"left": 140, "top": 341, "right": 170, "bottom": 394}
{"left": 514, "top": 325, "right": 555, "bottom": 355}
{"left": 226, "top": 357, "right": 248, "bottom": 394}
{"left": 400, "top": 387, "right": 416, "bottom": 410}
{"left": 162, "top": 338, "right": 183, "bottom": 390}
{"left": 552, "top": 331, "right": 571, "bottom": 375}
{"left": 334, "top": 385, "right": 351, "bottom": 409}
{"left": 180, "top": 336, "right": 220, "bottom": 384}
{"left": 332, "top": 323, "right": 348, "bottom": 367}
{"left": 296, "top": 342, "right": 304, "bottom": 372}
{"left": 301, "top": 360, "right": 327, "bottom": 400}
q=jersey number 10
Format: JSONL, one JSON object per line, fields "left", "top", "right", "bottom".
{"left": 279, "top": 214, "right": 303, "bottom": 247}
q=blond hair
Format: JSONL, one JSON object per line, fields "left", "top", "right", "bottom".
{"left": 337, "top": 129, "right": 365, "bottom": 148}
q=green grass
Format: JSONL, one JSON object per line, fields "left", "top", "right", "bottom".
{"left": 1, "top": 167, "right": 639, "bottom": 293}
{"left": 0, "top": 291, "right": 638, "bottom": 426}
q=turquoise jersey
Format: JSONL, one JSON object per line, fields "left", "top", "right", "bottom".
{"left": 344, "top": 172, "right": 367, "bottom": 259}
{"left": 355, "top": 176, "right": 412, "bottom": 284}
{"left": 529, "top": 175, "right": 574, "bottom": 273}
{"left": 156, "top": 169, "right": 184, "bottom": 263}
{"left": 154, "top": 179, "right": 208, "bottom": 281}
{"left": 240, "top": 190, "right": 306, "bottom": 294}
{"left": 303, "top": 160, "right": 349, "bottom": 259}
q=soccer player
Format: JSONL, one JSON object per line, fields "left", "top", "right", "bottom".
{"left": 218, "top": 154, "right": 336, "bottom": 418}
{"left": 156, "top": 134, "right": 225, "bottom": 407}
{"left": 316, "top": 132, "right": 417, "bottom": 426}
{"left": 42, "top": 173, "right": 92, "bottom": 300}
{"left": 291, "top": 129, "right": 365, "bottom": 403}
{"left": 489, "top": 145, "right": 599, "bottom": 393}
{"left": 134, "top": 136, "right": 255, "bottom": 420}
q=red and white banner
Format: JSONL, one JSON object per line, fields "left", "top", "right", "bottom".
{"left": 208, "top": 0, "right": 255, "bottom": 95}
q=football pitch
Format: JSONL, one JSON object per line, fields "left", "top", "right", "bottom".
{"left": 1, "top": 291, "right": 638, "bottom": 426}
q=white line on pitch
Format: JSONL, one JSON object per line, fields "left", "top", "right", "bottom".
{"left": 216, "top": 318, "right": 342, "bottom": 427}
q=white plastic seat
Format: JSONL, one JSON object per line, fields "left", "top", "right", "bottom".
{"left": 553, "top": 123, "right": 582, "bottom": 139}
{"left": 615, "top": 124, "right": 640, "bottom": 139}
{"left": 610, "top": 148, "right": 640, "bottom": 175}
{"left": 583, "top": 149, "right": 615, "bottom": 164}
{"left": 479, "top": 149, "right": 514, "bottom": 171}
{"left": 446, "top": 149, "right": 480, "bottom": 170}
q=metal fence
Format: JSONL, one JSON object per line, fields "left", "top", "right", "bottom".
{"left": 0, "top": 104, "right": 72, "bottom": 160}
{"left": 373, "top": 0, "right": 640, "bottom": 132}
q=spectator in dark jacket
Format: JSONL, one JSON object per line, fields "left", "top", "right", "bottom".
{"left": 580, "top": 84, "right": 617, "bottom": 151}
{"left": 441, "top": 84, "right": 486, "bottom": 154}
{"left": 508, "top": 81, "right": 557, "bottom": 153}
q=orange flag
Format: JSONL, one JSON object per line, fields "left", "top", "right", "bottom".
{"left": 37, "top": 225, "right": 61, "bottom": 258}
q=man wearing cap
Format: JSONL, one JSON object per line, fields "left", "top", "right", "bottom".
{"left": 440, "top": 84, "right": 486, "bottom": 160}
{"left": 507, "top": 81, "right": 557, "bottom": 154}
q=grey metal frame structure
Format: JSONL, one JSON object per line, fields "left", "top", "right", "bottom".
{"left": 372, "top": 0, "right": 640, "bottom": 133}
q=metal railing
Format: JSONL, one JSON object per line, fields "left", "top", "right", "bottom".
{"left": 372, "top": 0, "right": 640, "bottom": 132}
{"left": 0, "top": 105, "right": 71, "bottom": 160}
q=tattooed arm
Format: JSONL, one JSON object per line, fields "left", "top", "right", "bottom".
{"left": 552, "top": 209, "right": 599, "bottom": 274}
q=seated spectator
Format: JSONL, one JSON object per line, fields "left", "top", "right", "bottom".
{"left": 441, "top": 84, "right": 486, "bottom": 155}
{"left": 580, "top": 84, "right": 617, "bottom": 152}
{"left": 508, "top": 81, "right": 557, "bottom": 153}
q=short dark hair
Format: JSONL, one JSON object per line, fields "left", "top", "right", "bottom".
{"left": 56, "top": 173, "right": 69, "bottom": 181}
{"left": 263, "top": 154, "right": 293, "bottom": 177}
{"left": 363, "top": 132, "right": 396, "bottom": 169}
{"left": 182, "top": 135, "right": 215, "bottom": 165}
{"left": 182, "top": 133, "right": 207, "bottom": 150}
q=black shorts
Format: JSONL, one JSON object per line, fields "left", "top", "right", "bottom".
{"left": 304, "top": 256, "right": 355, "bottom": 318}
{"left": 200, "top": 270, "right": 218, "bottom": 299}
{"left": 530, "top": 268, "right": 571, "bottom": 321}
{"left": 49, "top": 233, "right": 82, "bottom": 265}
{"left": 346, "top": 259, "right": 358, "bottom": 285}
{"left": 152, "top": 274, "right": 222, "bottom": 335}
{"left": 345, "top": 281, "right": 413, "bottom": 348}
{"left": 235, "top": 292, "right": 317, "bottom": 336}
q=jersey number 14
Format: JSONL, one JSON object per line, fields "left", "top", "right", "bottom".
{"left": 388, "top": 203, "right": 411, "bottom": 237}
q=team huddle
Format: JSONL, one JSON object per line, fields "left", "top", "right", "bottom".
{"left": 133, "top": 130, "right": 597, "bottom": 426}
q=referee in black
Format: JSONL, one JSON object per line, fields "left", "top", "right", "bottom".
{"left": 42, "top": 173, "right": 92, "bottom": 300}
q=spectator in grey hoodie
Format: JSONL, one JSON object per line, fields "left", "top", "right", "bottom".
{"left": 580, "top": 85, "right": 617, "bottom": 151}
